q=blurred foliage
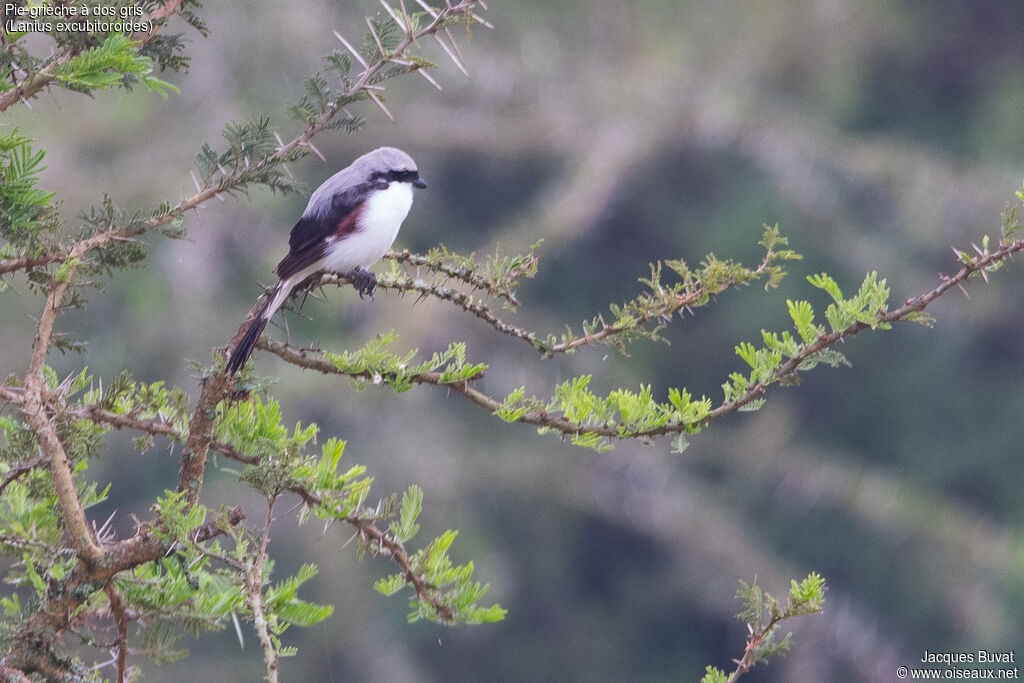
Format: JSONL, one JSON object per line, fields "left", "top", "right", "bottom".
{"left": 1, "top": 0, "right": 1023, "bottom": 681}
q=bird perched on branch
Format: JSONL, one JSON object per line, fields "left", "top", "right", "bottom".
{"left": 225, "top": 147, "right": 427, "bottom": 375}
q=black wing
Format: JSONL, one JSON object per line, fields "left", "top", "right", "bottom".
{"left": 287, "top": 183, "right": 370, "bottom": 253}
{"left": 275, "top": 183, "right": 371, "bottom": 280}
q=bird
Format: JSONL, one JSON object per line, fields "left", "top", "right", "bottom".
{"left": 224, "top": 146, "right": 427, "bottom": 375}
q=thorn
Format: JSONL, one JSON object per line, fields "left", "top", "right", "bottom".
{"left": 95, "top": 510, "right": 116, "bottom": 538}
{"left": 443, "top": 27, "right": 465, "bottom": 63}
{"left": 434, "top": 33, "right": 469, "bottom": 77}
{"left": 469, "top": 12, "right": 493, "bottom": 29}
{"left": 399, "top": 0, "right": 413, "bottom": 34}
{"left": 980, "top": 267, "right": 989, "bottom": 283}
{"left": 333, "top": 30, "right": 369, "bottom": 68}
{"left": 365, "top": 16, "right": 387, "bottom": 57}
{"left": 972, "top": 242, "right": 983, "bottom": 256}
{"left": 367, "top": 90, "right": 395, "bottom": 121}
{"left": 340, "top": 530, "right": 359, "bottom": 549}
{"left": 273, "top": 130, "right": 285, "bottom": 152}
{"left": 189, "top": 169, "right": 202, "bottom": 193}
{"left": 413, "top": 0, "right": 439, "bottom": 18}
{"left": 956, "top": 281, "right": 970, "bottom": 298}
{"left": 379, "top": 0, "right": 404, "bottom": 27}
{"left": 417, "top": 68, "right": 443, "bottom": 90}
{"left": 475, "top": 0, "right": 488, "bottom": 9}
{"left": 304, "top": 141, "right": 328, "bottom": 161}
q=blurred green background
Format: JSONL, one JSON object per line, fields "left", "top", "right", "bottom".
{"left": 3, "top": 0, "right": 1024, "bottom": 680}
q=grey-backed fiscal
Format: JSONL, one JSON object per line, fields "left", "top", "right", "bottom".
{"left": 225, "top": 147, "right": 427, "bottom": 375}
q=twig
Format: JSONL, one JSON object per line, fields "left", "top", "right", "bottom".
{"left": 0, "top": 457, "right": 44, "bottom": 497}
{"left": 103, "top": 584, "right": 129, "bottom": 683}
{"left": 384, "top": 248, "right": 533, "bottom": 307}
{"left": 285, "top": 485, "right": 455, "bottom": 622}
{"left": 246, "top": 501, "right": 280, "bottom": 683}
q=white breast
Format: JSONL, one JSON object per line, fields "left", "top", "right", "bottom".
{"left": 321, "top": 182, "right": 414, "bottom": 274}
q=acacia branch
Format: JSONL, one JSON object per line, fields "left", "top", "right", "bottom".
{"left": 245, "top": 502, "right": 280, "bottom": 683}
{"left": 274, "top": 0, "right": 484, "bottom": 164}
{"left": 3, "top": 363, "right": 245, "bottom": 675}
{"left": 703, "top": 235, "right": 1024, "bottom": 428}
{"left": 384, "top": 249, "right": 534, "bottom": 307}
{"left": 545, "top": 253, "right": 778, "bottom": 356}
{"left": 0, "top": 502, "right": 244, "bottom": 678}
{"left": 0, "top": 385, "right": 257, "bottom": 465}
{"left": 0, "top": 253, "right": 63, "bottom": 277}
{"left": 285, "top": 485, "right": 455, "bottom": 622}
{"left": 0, "top": 1, "right": 186, "bottom": 113}
{"left": 274, "top": 235, "right": 1024, "bottom": 445}
{"left": 317, "top": 247, "right": 779, "bottom": 358}
{"left": 8, "top": 342, "right": 464, "bottom": 626}
{"left": 21, "top": 263, "right": 103, "bottom": 565}
{"left": 103, "top": 583, "right": 130, "bottom": 683}
{"left": 0, "top": 456, "right": 45, "bottom": 497}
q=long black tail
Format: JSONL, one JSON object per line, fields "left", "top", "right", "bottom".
{"left": 225, "top": 280, "right": 290, "bottom": 375}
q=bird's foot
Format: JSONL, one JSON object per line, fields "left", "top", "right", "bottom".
{"left": 347, "top": 267, "right": 377, "bottom": 300}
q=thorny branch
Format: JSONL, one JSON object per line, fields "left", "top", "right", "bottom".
{"left": 22, "top": 246, "right": 107, "bottom": 566}
{"left": 246, "top": 502, "right": 280, "bottom": 683}
{"left": 1, "top": 384, "right": 457, "bottom": 624}
{"left": 272, "top": 234, "right": 1024, "bottom": 445}
{"left": 309, "top": 246, "right": 779, "bottom": 358}
{"left": 385, "top": 249, "right": 535, "bottom": 308}
{"left": 103, "top": 583, "right": 130, "bottom": 683}
{"left": 0, "top": 1, "right": 186, "bottom": 112}
{"left": 286, "top": 485, "right": 456, "bottom": 622}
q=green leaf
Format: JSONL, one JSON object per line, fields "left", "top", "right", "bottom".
{"left": 390, "top": 485, "right": 423, "bottom": 543}
{"left": 700, "top": 666, "right": 729, "bottom": 683}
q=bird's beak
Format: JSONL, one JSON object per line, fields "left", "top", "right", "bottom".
{"left": 413, "top": 177, "right": 428, "bottom": 189}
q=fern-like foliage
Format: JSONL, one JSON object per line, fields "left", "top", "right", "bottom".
{"left": 194, "top": 116, "right": 309, "bottom": 197}
{"left": 0, "top": 130, "right": 57, "bottom": 254}
{"left": 52, "top": 33, "right": 179, "bottom": 97}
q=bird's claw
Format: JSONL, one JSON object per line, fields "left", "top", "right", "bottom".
{"left": 348, "top": 267, "right": 377, "bottom": 300}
